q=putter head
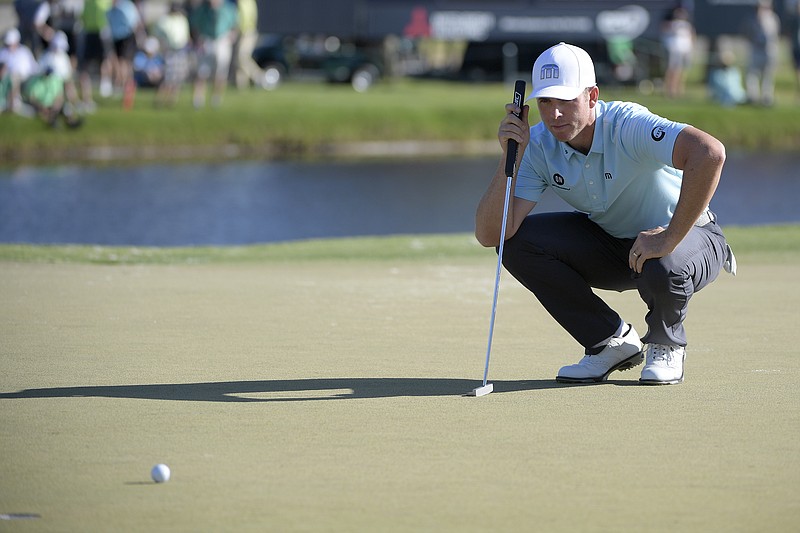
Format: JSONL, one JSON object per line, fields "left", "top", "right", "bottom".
{"left": 467, "top": 383, "right": 493, "bottom": 397}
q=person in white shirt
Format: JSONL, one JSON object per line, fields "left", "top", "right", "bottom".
{"left": 660, "top": 6, "right": 695, "bottom": 99}
{"left": 746, "top": 0, "right": 781, "bottom": 106}
{"left": 37, "top": 30, "right": 80, "bottom": 113}
{"left": 0, "top": 28, "right": 39, "bottom": 113}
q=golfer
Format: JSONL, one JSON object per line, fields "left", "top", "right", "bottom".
{"left": 475, "top": 42, "right": 736, "bottom": 385}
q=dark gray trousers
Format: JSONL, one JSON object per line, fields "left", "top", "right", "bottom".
{"left": 501, "top": 212, "right": 729, "bottom": 348}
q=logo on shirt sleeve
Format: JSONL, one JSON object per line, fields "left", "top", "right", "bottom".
{"left": 651, "top": 126, "right": 666, "bottom": 141}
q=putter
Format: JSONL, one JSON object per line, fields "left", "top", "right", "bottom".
{"left": 468, "top": 80, "right": 526, "bottom": 397}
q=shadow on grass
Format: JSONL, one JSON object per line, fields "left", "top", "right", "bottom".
{"left": 0, "top": 377, "right": 640, "bottom": 402}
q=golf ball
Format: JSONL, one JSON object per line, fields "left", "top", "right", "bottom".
{"left": 151, "top": 464, "right": 171, "bottom": 483}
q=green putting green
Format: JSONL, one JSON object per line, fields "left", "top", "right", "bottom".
{"left": 1, "top": 232, "right": 798, "bottom": 531}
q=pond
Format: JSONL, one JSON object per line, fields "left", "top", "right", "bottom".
{"left": 0, "top": 153, "right": 796, "bottom": 246}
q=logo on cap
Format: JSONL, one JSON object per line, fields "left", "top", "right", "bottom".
{"left": 540, "top": 63, "right": 560, "bottom": 81}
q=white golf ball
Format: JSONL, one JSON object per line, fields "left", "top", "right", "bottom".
{"left": 151, "top": 463, "right": 171, "bottom": 483}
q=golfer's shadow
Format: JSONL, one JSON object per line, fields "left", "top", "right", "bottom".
{"left": 0, "top": 377, "right": 616, "bottom": 403}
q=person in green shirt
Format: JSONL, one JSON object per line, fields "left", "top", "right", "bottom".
{"left": 77, "top": 0, "right": 113, "bottom": 110}
{"left": 22, "top": 67, "right": 82, "bottom": 127}
{"left": 0, "top": 61, "right": 11, "bottom": 112}
{"left": 190, "top": 0, "right": 238, "bottom": 108}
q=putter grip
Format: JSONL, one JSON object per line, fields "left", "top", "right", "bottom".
{"left": 504, "top": 79, "right": 527, "bottom": 177}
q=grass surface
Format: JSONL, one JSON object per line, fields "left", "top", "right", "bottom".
{"left": 1, "top": 229, "right": 798, "bottom": 531}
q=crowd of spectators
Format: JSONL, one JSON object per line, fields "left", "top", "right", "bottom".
{"left": 0, "top": 0, "right": 262, "bottom": 126}
{"left": 632, "top": 0, "right": 799, "bottom": 107}
{"left": 658, "top": 0, "right": 800, "bottom": 107}
{"left": 2, "top": 0, "right": 800, "bottom": 127}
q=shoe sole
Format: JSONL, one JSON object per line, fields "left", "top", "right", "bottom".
{"left": 555, "top": 351, "right": 644, "bottom": 384}
{"left": 639, "top": 377, "right": 683, "bottom": 385}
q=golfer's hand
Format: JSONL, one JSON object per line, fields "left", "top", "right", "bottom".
{"left": 629, "top": 226, "right": 675, "bottom": 273}
{"left": 498, "top": 103, "right": 530, "bottom": 153}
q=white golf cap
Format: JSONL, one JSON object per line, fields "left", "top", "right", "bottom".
{"left": 530, "top": 42, "right": 596, "bottom": 100}
{"left": 144, "top": 36, "right": 159, "bottom": 54}
{"left": 51, "top": 31, "right": 69, "bottom": 51}
{"left": 5, "top": 28, "right": 21, "bottom": 46}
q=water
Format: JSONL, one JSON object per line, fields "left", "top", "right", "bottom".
{"left": 0, "top": 153, "right": 797, "bottom": 246}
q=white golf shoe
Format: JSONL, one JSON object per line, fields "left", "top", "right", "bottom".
{"left": 639, "top": 344, "right": 686, "bottom": 385}
{"left": 556, "top": 325, "right": 644, "bottom": 383}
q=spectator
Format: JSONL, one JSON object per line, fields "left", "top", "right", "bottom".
{"left": 13, "top": 0, "right": 49, "bottom": 57}
{"left": 0, "top": 28, "right": 39, "bottom": 113}
{"left": 606, "top": 36, "right": 637, "bottom": 84}
{"left": 745, "top": 0, "right": 781, "bottom": 106}
{"left": 234, "top": 0, "right": 262, "bottom": 89}
{"left": 38, "top": 0, "right": 81, "bottom": 68}
{"left": 190, "top": 0, "right": 238, "bottom": 108}
{"left": 38, "top": 30, "right": 81, "bottom": 113}
{"left": 787, "top": 0, "right": 800, "bottom": 99}
{"left": 106, "top": 0, "right": 145, "bottom": 97}
{"left": 660, "top": 6, "right": 695, "bottom": 98}
{"left": 77, "top": 0, "right": 113, "bottom": 111}
{"left": 708, "top": 48, "right": 746, "bottom": 107}
{"left": 20, "top": 65, "right": 81, "bottom": 127}
{"left": 151, "top": 1, "right": 191, "bottom": 107}
{"left": 0, "top": 61, "right": 11, "bottom": 111}
{"left": 133, "top": 36, "right": 165, "bottom": 88}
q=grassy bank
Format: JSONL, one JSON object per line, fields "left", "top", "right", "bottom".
{"left": 0, "top": 225, "right": 798, "bottom": 265}
{"left": 2, "top": 78, "right": 799, "bottom": 164}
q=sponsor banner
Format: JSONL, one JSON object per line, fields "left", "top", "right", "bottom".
{"left": 366, "top": 3, "right": 669, "bottom": 42}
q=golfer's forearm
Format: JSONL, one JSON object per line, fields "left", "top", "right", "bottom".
{"left": 667, "top": 127, "right": 726, "bottom": 247}
{"left": 475, "top": 159, "right": 514, "bottom": 247}
{"left": 668, "top": 160, "right": 724, "bottom": 247}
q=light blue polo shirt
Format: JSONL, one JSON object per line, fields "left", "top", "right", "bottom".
{"left": 106, "top": 0, "right": 140, "bottom": 40}
{"left": 516, "top": 100, "right": 688, "bottom": 239}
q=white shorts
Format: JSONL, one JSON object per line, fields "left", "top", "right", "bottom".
{"left": 197, "top": 37, "right": 233, "bottom": 82}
